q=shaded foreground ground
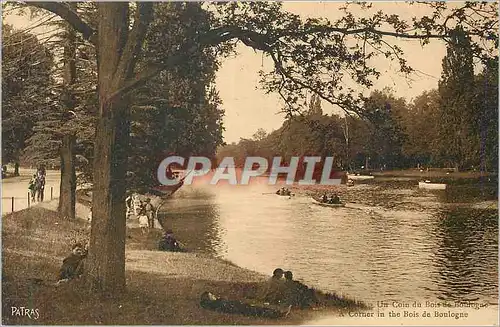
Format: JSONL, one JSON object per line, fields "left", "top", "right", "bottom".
{"left": 2, "top": 206, "right": 364, "bottom": 325}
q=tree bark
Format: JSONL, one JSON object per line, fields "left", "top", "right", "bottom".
{"left": 87, "top": 107, "right": 129, "bottom": 293}
{"left": 58, "top": 134, "right": 76, "bottom": 219}
{"left": 86, "top": 3, "right": 130, "bottom": 293}
{"left": 58, "top": 6, "right": 77, "bottom": 220}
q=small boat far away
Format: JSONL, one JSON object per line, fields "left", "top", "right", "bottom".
{"left": 418, "top": 180, "right": 446, "bottom": 190}
{"left": 276, "top": 193, "right": 294, "bottom": 199}
{"left": 346, "top": 173, "right": 374, "bottom": 181}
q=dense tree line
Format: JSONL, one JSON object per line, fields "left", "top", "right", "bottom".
{"left": 3, "top": 3, "right": 226, "bottom": 193}
{"left": 219, "top": 50, "right": 498, "bottom": 173}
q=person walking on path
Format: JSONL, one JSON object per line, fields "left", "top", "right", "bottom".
{"left": 36, "top": 168, "right": 46, "bottom": 202}
{"left": 145, "top": 198, "right": 155, "bottom": 229}
{"left": 28, "top": 174, "right": 38, "bottom": 202}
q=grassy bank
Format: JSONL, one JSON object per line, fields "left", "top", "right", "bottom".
{"left": 2, "top": 206, "right": 365, "bottom": 325}
{"left": 370, "top": 168, "right": 496, "bottom": 179}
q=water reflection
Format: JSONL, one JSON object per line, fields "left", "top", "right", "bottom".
{"left": 158, "top": 187, "right": 225, "bottom": 256}
{"left": 431, "top": 207, "right": 498, "bottom": 304}
{"left": 158, "top": 179, "right": 498, "bottom": 306}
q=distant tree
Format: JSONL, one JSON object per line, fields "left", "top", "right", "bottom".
{"left": 252, "top": 128, "right": 268, "bottom": 142}
{"left": 2, "top": 24, "right": 56, "bottom": 169}
{"left": 472, "top": 60, "right": 498, "bottom": 172}
{"left": 307, "top": 93, "right": 323, "bottom": 116}
{"left": 401, "top": 89, "right": 441, "bottom": 166}
{"left": 437, "top": 28, "right": 476, "bottom": 170}
{"left": 363, "top": 89, "right": 408, "bottom": 169}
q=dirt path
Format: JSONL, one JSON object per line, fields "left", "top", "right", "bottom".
{"left": 1, "top": 169, "right": 61, "bottom": 215}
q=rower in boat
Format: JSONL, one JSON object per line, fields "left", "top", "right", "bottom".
{"left": 328, "top": 194, "right": 341, "bottom": 204}
{"left": 321, "top": 193, "right": 328, "bottom": 203}
{"left": 277, "top": 187, "right": 292, "bottom": 196}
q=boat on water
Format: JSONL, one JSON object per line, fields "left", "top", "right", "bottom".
{"left": 347, "top": 173, "right": 374, "bottom": 181}
{"left": 276, "top": 193, "right": 294, "bottom": 199}
{"left": 311, "top": 198, "right": 346, "bottom": 208}
{"left": 418, "top": 180, "right": 446, "bottom": 190}
{"left": 150, "top": 174, "right": 188, "bottom": 198}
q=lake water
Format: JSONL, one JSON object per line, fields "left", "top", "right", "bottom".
{"left": 158, "top": 176, "right": 498, "bottom": 323}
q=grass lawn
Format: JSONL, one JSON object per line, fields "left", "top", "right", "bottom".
{"left": 2, "top": 207, "right": 364, "bottom": 325}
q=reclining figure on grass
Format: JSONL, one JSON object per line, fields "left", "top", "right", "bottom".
{"left": 199, "top": 268, "right": 318, "bottom": 319}
{"left": 200, "top": 291, "right": 291, "bottom": 319}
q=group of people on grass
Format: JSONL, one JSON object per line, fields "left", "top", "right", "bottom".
{"left": 259, "top": 268, "right": 317, "bottom": 309}
{"left": 320, "top": 193, "right": 342, "bottom": 204}
{"left": 125, "top": 194, "right": 156, "bottom": 232}
{"left": 199, "top": 267, "right": 318, "bottom": 319}
{"left": 28, "top": 166, "right": 46, "bottom": 203}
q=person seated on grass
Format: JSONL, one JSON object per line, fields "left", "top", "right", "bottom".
{"left": 56, "top": 243, "right": 88, "bottom": 284}
{"left": 200, "top": 291, "right": 291, "bottom": 319}
{"left": 158, "top": 230, "right": 183, "bottom": 252}
{"left": 283, "top": 271, "right": 318, "bottom": 309}
{"left": 259, "top": 268, "right": 287, "bottom": 304}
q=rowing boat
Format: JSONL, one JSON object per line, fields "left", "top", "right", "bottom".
{"left": 347, "top": 174, "right": 374, "bottom": 181}
{"left": 418, "top": 181, "right": 446, "bottom": 190}
{"left": 150, "top": 173, "right": 189, "bottom": 198}
{"left": 311, "top": 198, "right": 346, "bottom": 207}
{"left": 276, "top": 193, "right": 294, "bottom": 199}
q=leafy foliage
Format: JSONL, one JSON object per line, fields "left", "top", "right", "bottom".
{"left": 2, "top": 24, "right": 56, "bottom": 164}
{"left": 209, "top": 2, "right": 498, "bottom": 116}
{"left": 127, "top": 3, "right": 226, "bottom": 191}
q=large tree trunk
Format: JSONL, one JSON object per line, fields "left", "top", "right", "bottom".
{"left": 86, "top": 3, "right": 130, "bottom": 293}
{"left": 87, "top": 108, "right": 129, "bottom": 292}
{"left": 58, "top": 8, "right": 77, "bottom": 219}
{"left": 58, "top": 134, "right": 76, "bottom": 219}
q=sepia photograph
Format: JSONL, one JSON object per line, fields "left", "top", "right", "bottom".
{"left": 1, "top": 1, "right": 498, "bottom": 325}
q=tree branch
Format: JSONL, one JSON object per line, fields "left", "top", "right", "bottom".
{"left": 113, "top": 2, "right": 153, "bottom": 88}
{"left": 28, "top": 2, "right": 97, "bottom": 45}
